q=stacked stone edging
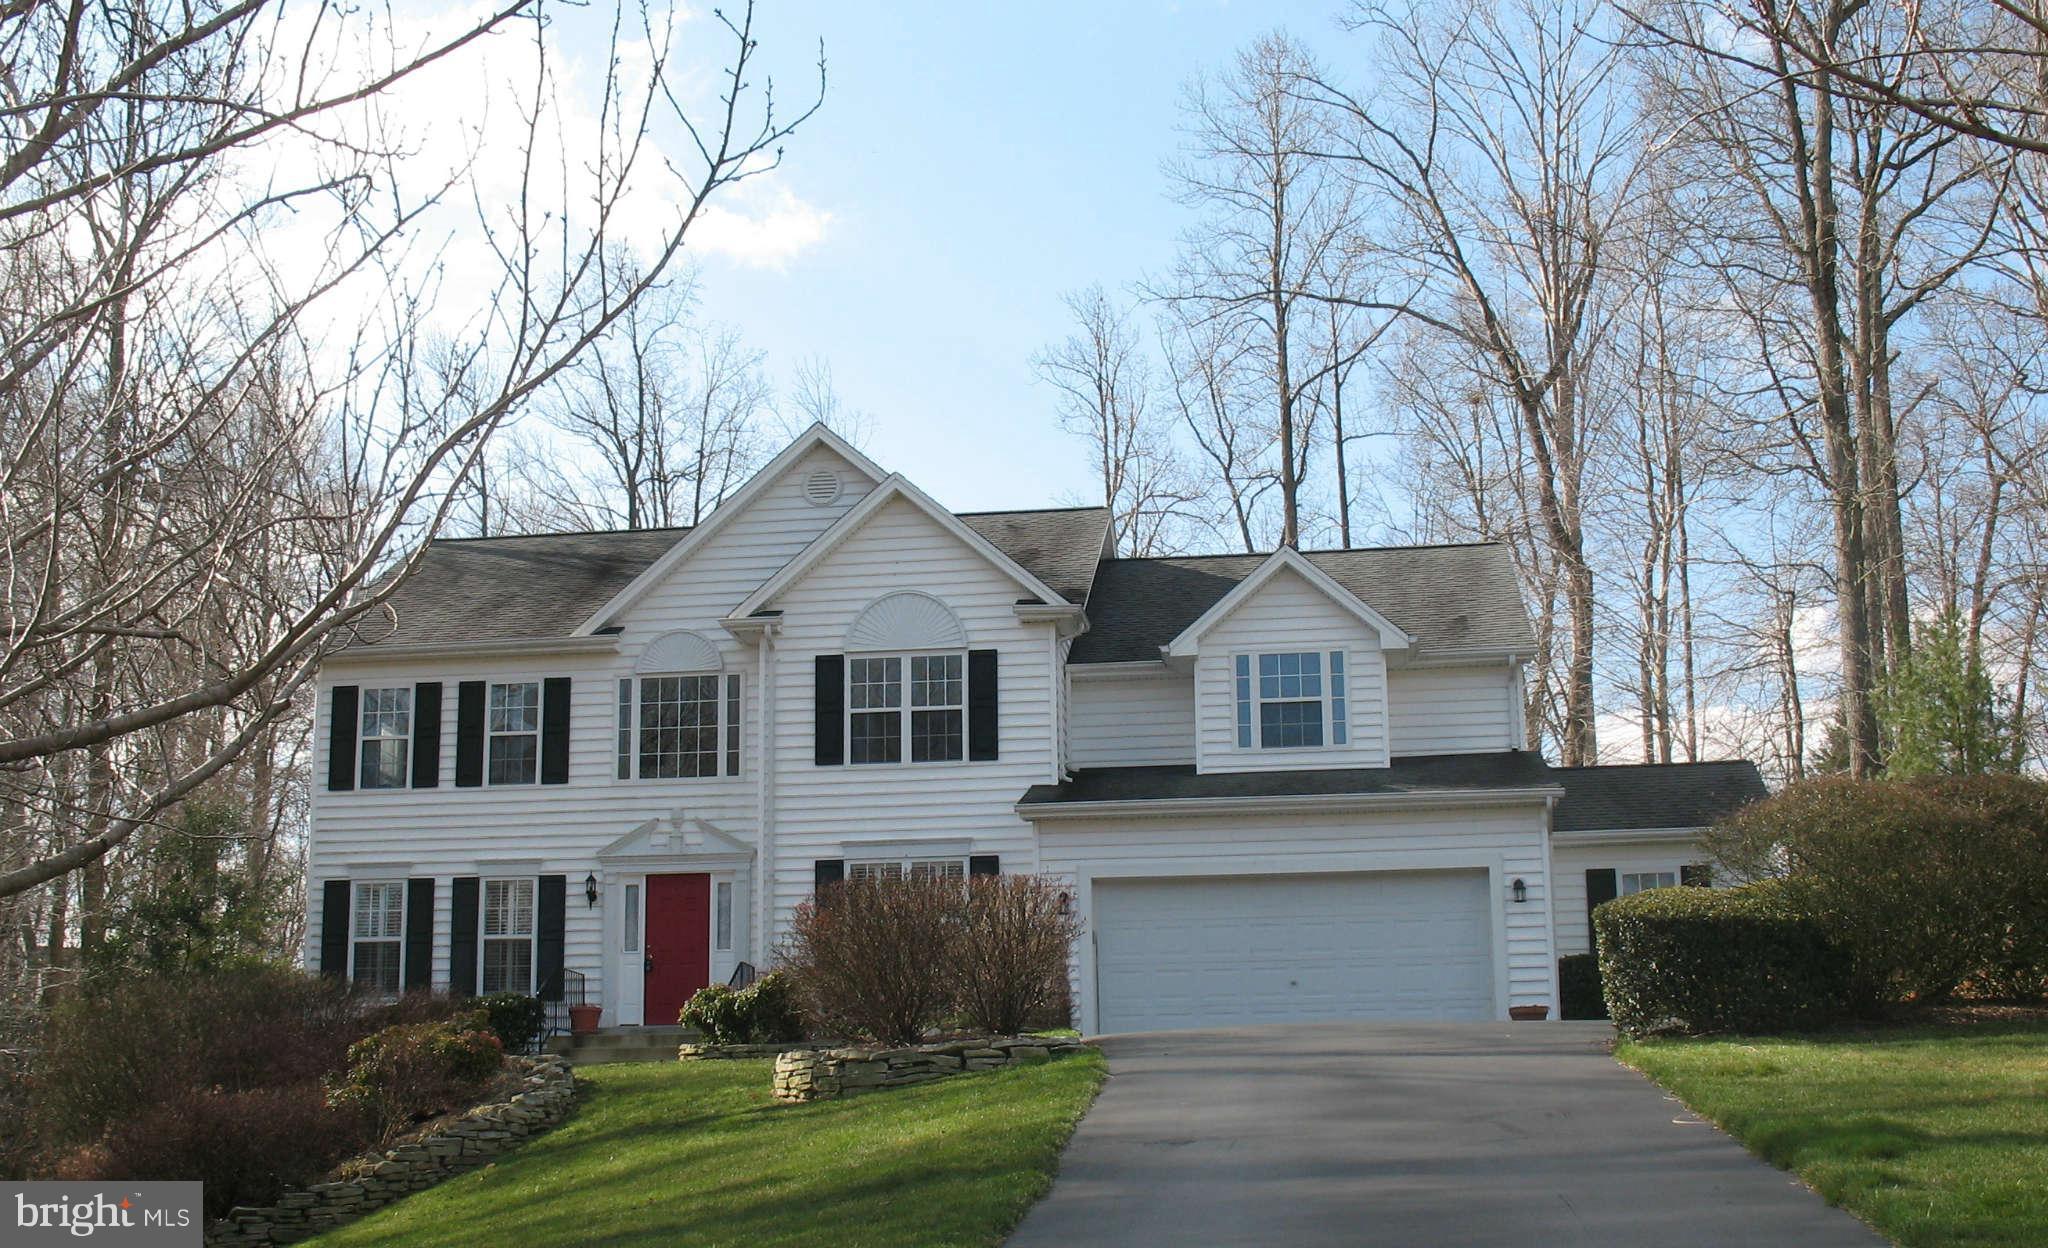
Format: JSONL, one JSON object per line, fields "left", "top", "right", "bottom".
{"left": 205, "top": 1055, "right": 576, "bottom": 1247}
{"left": 677, "top": 1040, "right": 826, "bottom": 1061}
{"left": 772, "top": 1036, "right": 1089, "bottom": 1102}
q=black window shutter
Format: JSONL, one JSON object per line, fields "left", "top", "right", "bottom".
{"left": 814, "top": 655, "right": 845, "bottom": 766}
{"left": 319, "top": 879, "right": 350, "bottom": 978}
{"left": 968, "top": 649, "right": 999, "bottom": 760}
{"left": 404, "top": 877, "right": 434, "bottom": 990}
{"left": 454, "top": 681, "right": 486, "bottom": 787}
{"left": 1681, "top": 863, "right": 1713, "bottom": 888}
{"left": 412, "top": 682, "right": 442, "bottom": 789}
{"left": 327, "top": 686, "right": 359, "bottom": 792}
{"left": 449, "top": 876, "right": 480, "bottom": 996}
{"left": 1586, "top": 868, "right": 1619, "bottom": 956}
{"left": 968, "top": 854, "right": 1000, "bottom": 878}
{"left": 541, "top": 677, "right": 572, "bottom": 784}
{"left": 537, "top": 874, "right": 567, "bottom": 1000}
{"left": 814, "top": 859, "right": 844, "bottom": 893}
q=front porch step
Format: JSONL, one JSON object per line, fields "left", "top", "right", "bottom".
{"left": 546, "top": 1024, "right": 699, "bottom": 1065}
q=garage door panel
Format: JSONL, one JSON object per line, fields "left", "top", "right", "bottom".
{"left": 1094, "top": 870, "right": 1495, "bottom": 1033}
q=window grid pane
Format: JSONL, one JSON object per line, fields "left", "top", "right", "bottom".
{"left": 352, "top": 941, "right": 401, "bottom": 994}
{"left": 623, "top": 883, "right": 640, "bottom": 952}
{"left": 1234, "top": 655, "right": 1253, "bottom": 748}
{"left": 725, "top": 675, "right": 741, "bottom": 776}
{"left": 849, "top": 711, "right": 902, "bottom": 764}
{"left": 639, "top": 675, "right": 720, "bottom": 778}
{"left": 617, "top": 679, "right": 632, "bottom": 779}
{"left": 1621, "top": 871, "right": 1678, "bottom": 896}
{"left": 1330, "top": 650, "right": 1348, "bottom": 745}
{"left": 910, "top": 709, "right": 963, "bottom": 762}
{"left": 484, "top": 879, "right": 535, "bottom": 937}
{"left": 1260, "top": 699, "right": 1325, "bottom": 749}
{"left": 481, "top": 939, "right": 532, "bottom": 995}
{"left": 714, "top": 881, "right": 733, "bottom": 950}
{"left": 487, "top": 682, "right": 539, "bottom": 785}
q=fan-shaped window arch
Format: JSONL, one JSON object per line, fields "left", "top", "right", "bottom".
{"left": 620, "top": 631, "right": 738, "bottom": 781}
{"left": 844, "top": 591, "right": 966, "bottom": 653}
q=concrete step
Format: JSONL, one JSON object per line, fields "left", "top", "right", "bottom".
{"left": 546, "top": 1025, "right": 698, "bottom": 1062}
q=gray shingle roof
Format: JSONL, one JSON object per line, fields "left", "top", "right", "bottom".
{"left": 350, "top": 527, "right": 691, "bottom": 648}
{"left": 1551, "top": 761, "right": 1768, "bottom": 832}
{"left": 1018, "top": 751, "right": 1559, "bottom": 807}
{"left": 347, "top": 505, "right": 1111, "bottom": 648}
{"left": 957, "top": 506, "right": 1109, "bottom": 605}
{"left": 1069, "top": 543, "right": 1533, "bottom": 663}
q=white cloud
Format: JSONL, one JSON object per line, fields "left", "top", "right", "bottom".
{"left": 687, "top": 184, "right": 833, "bottom": 269}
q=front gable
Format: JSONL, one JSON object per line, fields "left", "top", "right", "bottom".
{"left": 575, "top": 424, "right": 887, "bottom": 639}
{"left": 1166, "top": 548, "right": 1411, "bottom": 660}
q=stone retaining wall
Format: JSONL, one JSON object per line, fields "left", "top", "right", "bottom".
{"left": 205, "top": 1055, "right": 576, "bottom": 1247}
{"left": 772, "top": 1036, "right": 1088, "bottom": 1102}
{"left": 676, "top": 1041, "right": 823, "bottom": 1061}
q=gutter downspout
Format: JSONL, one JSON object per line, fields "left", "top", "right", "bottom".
{"left": 756, "top": 628, "right": 776, "bottom": 968}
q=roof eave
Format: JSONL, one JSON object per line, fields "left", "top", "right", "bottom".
{"left": 323, "top": 633, "right": 622, "bottom": 667}
{"left": 1016, "top": 784, "right": 1565, "bottom": 821}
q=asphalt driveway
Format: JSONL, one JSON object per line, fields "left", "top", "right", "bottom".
{"left": 1007, "top": 1022, "right": 1883, "bottom": 1247}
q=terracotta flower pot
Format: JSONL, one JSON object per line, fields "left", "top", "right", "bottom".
{"left": 1508, "top": 1004, "right": 1550, "bottom": 1022}
{"left": 568, "top": 1004, "right": 603, "bottom": 1035}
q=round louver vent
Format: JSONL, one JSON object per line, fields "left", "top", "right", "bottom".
{"left": 802, "top": 468, "right": 842, "bottom": 507}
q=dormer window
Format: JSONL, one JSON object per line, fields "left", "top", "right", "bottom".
{"left": 1235, "top": 651, "right": 1349, "bottom": 750}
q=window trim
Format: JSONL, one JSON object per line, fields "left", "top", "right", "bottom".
{"left": 485, "top": 680, "right": 542, "bottom": 787}
{"left": 1620, "top": 869, "right": 1680, "bottom": 896}
{"left": 348, "top": 879, "right": 406, "bottom": 996}
{"left": 615, "top": 671, "right": 741, "bottom": 781}
{"left": 1233, "top": 649, "right": 1349, "bottom": 751}
{"left": 846, "top": 856, "right": 968, "bottom": 881}
{"left": 478, "top": 875, "right": 538, "bottom": 996}
{"left": 357, "top": 687, "right": 413, "bottom": 791}
{"left": 845, "top": 650, "right": 968, "bottom": 767}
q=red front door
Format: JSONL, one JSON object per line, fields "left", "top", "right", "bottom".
{"left": 644, "top": 873, "right": 711, "bottom": 1026}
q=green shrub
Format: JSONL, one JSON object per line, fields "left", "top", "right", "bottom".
{"left": 328, "top": 1019, "right": 503, "bottom": 1136}
{"left": 679, "top": 972, "right": 806, "bottom": 1044}
{"left": 1557, "top": 953, "right": 1606, "bottom": 1020}
{"left": 475, "top": 993, "right": 548, "bottom": 1052}
{"left": 1706, "top": 774, "right": 2048, "bottom": 1003}
{"left": 1595, "top": 881, "right": 1855, "bottom": 1036}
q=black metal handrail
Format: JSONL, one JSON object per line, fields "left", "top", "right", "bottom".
{"left": 537, "top": 968, "right": 588, "bottom": 1044}
{"left": 728, "top": 961, "right": 759, "bottom": 988}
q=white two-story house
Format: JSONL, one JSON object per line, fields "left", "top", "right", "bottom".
{"left": 306, "top": 424, "right": 1765, "bottom": 1034}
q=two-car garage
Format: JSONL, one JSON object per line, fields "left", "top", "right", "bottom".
{"left": 1090, "top": 869, "right": 1498, "bottom": 1034}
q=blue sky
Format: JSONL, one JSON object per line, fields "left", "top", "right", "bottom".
{"left": 686, "top": 1, "right": 1338, "bottom": 515}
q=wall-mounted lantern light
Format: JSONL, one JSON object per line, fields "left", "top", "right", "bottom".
{"left": 585, "top": 872, "right": 600, "bottom": 908}
{"left": 1511, "top": 877, "right": 1527, "bottom": 904}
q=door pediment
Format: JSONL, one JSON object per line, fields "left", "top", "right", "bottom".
{"left": 598, "top": 812, "right": 754, "bottom": 866}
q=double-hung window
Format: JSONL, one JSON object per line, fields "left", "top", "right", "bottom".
{"left": 616, "top": 673, "right": 742, "bottom": 779}
{"left": 848, "top": 856, "right": 966, "bottom": 882}
{"left": 480, "top": 878, "right": 535, "bottom": 994}
{"left": 488, "top": 681, "right": 540, "bottom": 785}
{"left": 350, "top": 881, "right": 404, "bottom": 993}
{"left": 1621, "top": 870, "right": 1678, "bottom": 895}
{"left": 1235, "top": 651, "right": 1349, "bottom": 749}
{"left": 359, "top": 688, "right": 412, "bottom": 789}
{"left": 849, "top": 653, "right": 964, "bottom": 764}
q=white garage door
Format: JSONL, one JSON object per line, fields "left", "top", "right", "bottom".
{"left": 1093, "top": 870, "right": 1496, "bottom": 1033}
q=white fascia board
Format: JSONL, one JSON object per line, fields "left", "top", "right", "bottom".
{"left": 1163, "top": 547, "right": 1413, "bottom": 659}
{"left": 571, "top": 423, "right": 888, "bottom": 635}
{"left": 1016, "top": 785, "right": 1565, "bottom": 822}
{"left": 1550, "top": 826, "right": 1711, "bottom": 846}
{"left": 1397, "top": 646, "right": 1538, "bottom": 668}
{"left": 1067, "top": 660, "right": 1172, "bottom": 679}
{"left": 732, "top": 475, "right": 1070, "bottom": 617}
{"left": 322, "top": 634, "right": 620, "bottom": 667}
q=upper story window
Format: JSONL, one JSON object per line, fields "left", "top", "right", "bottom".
{"left": 616, "top": 672, "right": 742, "bottom": 779}
{"left": 359, "top": 688, "right": 412, "bottom": 789}
{"left": 350, "top": 880, "right": 404, "bottom": 994}
{"left": 850, "top": 653, "right": 963, "bottom": 764}
{"left": 1235, "top": 651, "right": 1349, "bottom": 750}
{"left": 481, "top": 877, "right": 535, "bottom": 994}
{"left": 488, "top": 681, "right": 540, "bottom": 784}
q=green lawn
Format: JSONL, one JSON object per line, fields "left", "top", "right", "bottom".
{"left": 1618, "top": 1023, "right": 2048, "bottom": 1248}
{"left": 309, "top": 1053, "right": 1104, "bottom": 1248}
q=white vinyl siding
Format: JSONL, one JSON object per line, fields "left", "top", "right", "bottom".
{"left": 1192, "top": 566, "right": 1388, "bottom": 773}
{"left": 1068, "top": 668, "right": 1195, "bottom": 767}
{"left": 1387, "top": 666, "right": 1519, "bottom": 756}
{"left": 1552, "top": 836, "right": 1716, "bottom": 956}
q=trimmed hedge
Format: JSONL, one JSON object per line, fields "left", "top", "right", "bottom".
{"left": 1594, "top": 881, "right": 1855, "bottom": 1036}
{"left": 678, "top": 972, "right": 805, "bottom": 1044}
{"left": 1557, "top": 953, "right": 1606, "bottom": 1020}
